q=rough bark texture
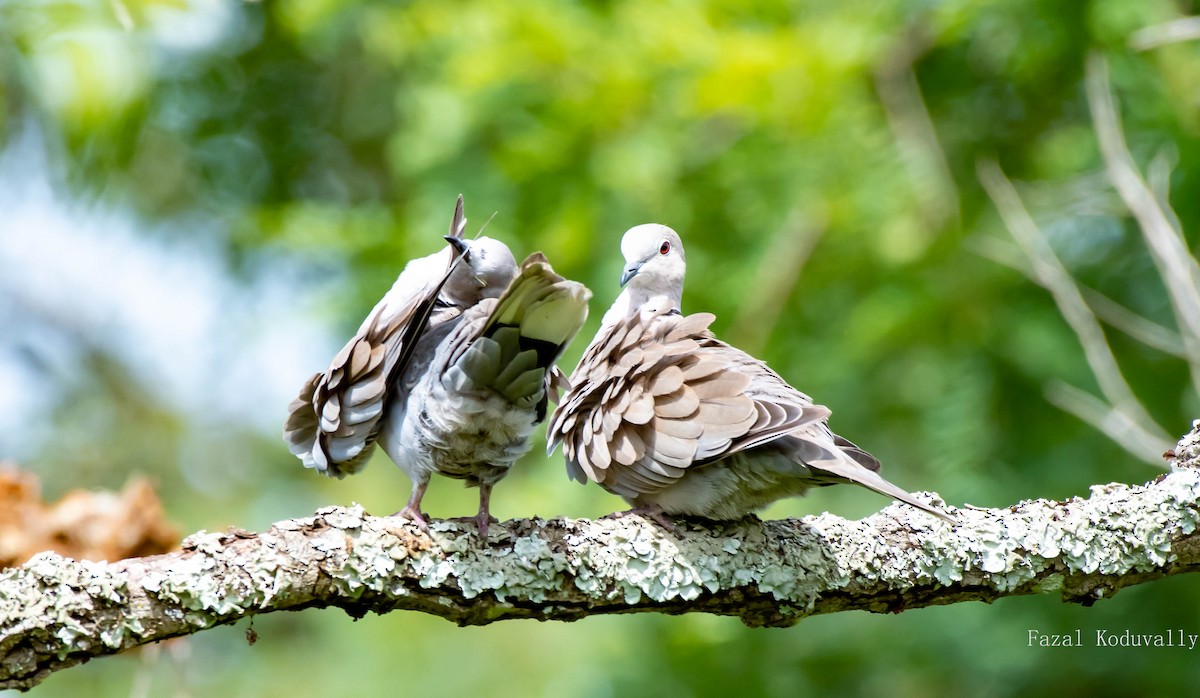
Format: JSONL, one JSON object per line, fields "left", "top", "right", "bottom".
{"left": 2, "top": 421, "right": 1199, "bottom": 691}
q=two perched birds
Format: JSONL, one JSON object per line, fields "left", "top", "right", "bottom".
{"left": 284, "top": 199, "right": 952, "bottom": 535}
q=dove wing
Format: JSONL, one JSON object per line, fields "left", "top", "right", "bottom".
{"left": 720, "top": 345, "right": 953, "bottom": 520}
{"left": 549, "top": 306, "right": 830, "bottom": 498}
{"left": 432, "top": 252, "right": 591, "bottom": 420}
{"left": 283, "top": 249, "right": 468, "bottom": 478}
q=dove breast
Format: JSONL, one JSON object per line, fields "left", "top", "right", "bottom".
{"left": 382, "top": 252, "right": 591, "bottom": 488}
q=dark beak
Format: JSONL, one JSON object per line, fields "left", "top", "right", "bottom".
{"left": 619, "top": 261, "right": 642, "bottom": 287}
{"left": 444, "top": 236, "right": 470, "bottom": 257}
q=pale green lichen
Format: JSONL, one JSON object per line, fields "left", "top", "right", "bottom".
{"left": 9, "top": 457, "right": 1200, "bottom": 692}
{"left": 323, "top": 512, "right": 831, "bottom": 613}
{"left": 145, "top": 468, "right": 1200, "bottom": 621}
{"left": 811, "top": 470, "right": 1200, "bottom": 597}
{"left": 413, "top": 522, "right": 570, "bottom": 602}
{"left": 146, "top": 525, "right": 302, "bottom": 622}
{"left": 558, "top": 518, "right": 832, "bottom": 612}
{"left": 1170, "top": 420, "right": 1200, "bottom": 469}
{"left": 309, "top": 509, "right": 566, "bottom": 604}
{"left": 0, "top": 553, "right": 133, "bottom": 659}
{"left": 792, "top": 469, "right": 1200, "bottom": 599}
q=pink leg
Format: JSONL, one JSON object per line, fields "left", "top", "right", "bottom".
{"left": 475, "top": 483, "right": 495, "bottom": 538}
{"left": 394, "top": 478, "right": 430, "bottom": 532}
{"left": 448, "top": 483, "right": 499, "bottom": 537}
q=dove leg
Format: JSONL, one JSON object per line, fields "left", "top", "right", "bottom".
{"left": 475, "top": 483, "right": 497, "bottom": 538}
{"left": 446, "top": 484, "right": 500, "bottom": 536}
{"left": 395, "top": 478, "right": 431, "bottom": 532}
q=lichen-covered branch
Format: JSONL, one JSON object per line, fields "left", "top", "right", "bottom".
{"left": 3, "top": 422, "right": 1199, "bottom": 691}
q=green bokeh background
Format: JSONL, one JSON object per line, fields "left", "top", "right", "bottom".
{"left": 2, "top": 0, "right": 1199, "bottom": 695}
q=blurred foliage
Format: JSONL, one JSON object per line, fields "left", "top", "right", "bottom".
{"left": 2, "top": 0, "right": 1200, "bottom": 695}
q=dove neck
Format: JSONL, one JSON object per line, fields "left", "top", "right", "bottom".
{"left": 601, "top": 287, "right": 681, "bottom": 328}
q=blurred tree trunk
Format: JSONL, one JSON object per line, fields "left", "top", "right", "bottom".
{"left": 2, "top": 422, "right": 1198, "bottom": 691}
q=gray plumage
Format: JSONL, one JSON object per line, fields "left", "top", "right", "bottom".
{"left": 283, "top": 196, "right": 499, "bottom": 478}
{"left": 285, "top": 198, "right": 590, "bottom": 536}
{"left": 383, "top": 252, "right": 591, "bottom": 534}
{"left": 547, "top": 224, "right": 954, "bottom": 526}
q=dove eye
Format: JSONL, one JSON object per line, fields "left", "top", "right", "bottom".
{"left": 659, "top": 241, "right": 671, "bottom": 255}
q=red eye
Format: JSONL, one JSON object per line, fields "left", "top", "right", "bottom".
{"left": 659, "top": 241, "right": 671, "bottom": 255}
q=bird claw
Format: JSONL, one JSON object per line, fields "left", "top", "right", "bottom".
{"left": 394, "top": 505, "right": 430, "bottom": 532}
{"left": 448, "top": 514, "right": 499, "bottom": 538}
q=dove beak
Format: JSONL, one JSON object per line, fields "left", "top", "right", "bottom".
{"left": 444, "top": 236, "right": 470, "bottom": 258}
{"left": 620, "top": 261, "right": 643, "bottom": 287}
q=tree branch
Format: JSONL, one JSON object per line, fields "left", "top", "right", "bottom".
{"left": 3, "top": 421, "right": 1200, "bottom": 690}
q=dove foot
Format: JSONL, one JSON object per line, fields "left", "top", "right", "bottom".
{"left": 476, "top": 510, "right": 498, "bottom": 538}
{"left": 394, "top": 479, "right": 431, "bottom": 532}
{"left": 394, "top": 505, "right": 430, "bottom": 532}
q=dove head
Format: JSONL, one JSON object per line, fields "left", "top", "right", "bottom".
{"left": 617, "top": 224, "right": 686, "bottom": 308}
{"left": 443, "top": 236, "right": 518, "bottom": 306}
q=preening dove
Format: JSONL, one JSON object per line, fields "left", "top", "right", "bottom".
{"left": 285, "top": 198, "right": 591, "bottom": 535}
{"left": 547, "top": 224, "right": 954, "bottom": 527}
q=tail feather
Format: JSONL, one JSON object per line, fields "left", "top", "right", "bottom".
{"left": 790, "top": 436, "right": 956, "bottom": 523}
{"left": 832, "top": 434, "right": 881, "bottom": 472}
{"left": 493, "top": 349, "right": 538, "bottom": 393}
{"left": 456, "top": 336, "right": 503, "bottom": 389}
{"left": 447, "top": 253, "right": 590, "bottom": 404}
{"left": 504, "top": 365, "right": 549, "bottom": 404}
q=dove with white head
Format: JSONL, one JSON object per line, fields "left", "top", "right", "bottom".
{"left": 547, "top": 224, "right": 954, "bottom": 528}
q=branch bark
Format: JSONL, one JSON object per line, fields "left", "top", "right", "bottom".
{"left": 3, "top": 421, "right": 1200, "bottom": 691}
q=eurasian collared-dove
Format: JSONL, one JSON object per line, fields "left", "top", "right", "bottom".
{"left": 285, "top": 199, "right": 591, "bottom": 535}
{"left": 383, "top": 251, "right": 590, "bottom": 535}
{"left": 284, "top": 196, "right": 502, "bottom": 478}
{"left": 547, "top": 224, "right": 954, "bottom": 527}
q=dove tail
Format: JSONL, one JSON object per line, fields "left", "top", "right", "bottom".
{"left": 446, "top": 254, "right": 591, "bottom": 405}
{"left": 844, "top": 466, "right": 957, "bottom": 523}
{"left": 788, "top": 435, "right": 956, "bottom": 523}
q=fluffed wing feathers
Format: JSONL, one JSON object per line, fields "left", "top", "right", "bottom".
{"left": 493, "top": 348, "right": 539, "bottom": 394}
{"left": 654, "top": 387, "right": 700, "bottom": 419}
{"left": 505, "top": 366, "right": 549, "bottom": 405}
{"left": 282, "top": 221, "right": 474, "bottom": 478}
{"left": 551, "top": 303, "right": 807, "bottom": 493}
{"left": 438, "top": 252, "right": 591, "bottom": 406}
